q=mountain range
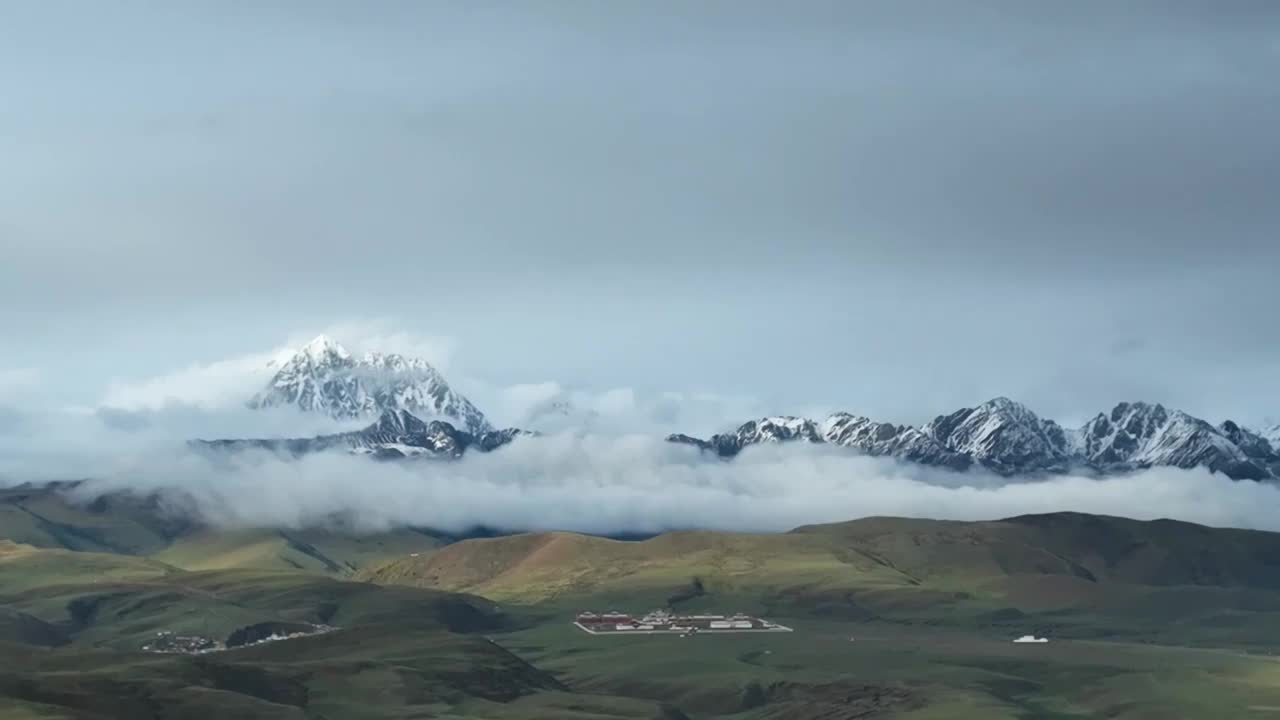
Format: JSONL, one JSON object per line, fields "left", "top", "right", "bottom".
{"left": 248, "top": 335, "right": 492, "bottom": 434}
{"left": 197, "top": 408, "right": 528, "bottom": 460}
{"left": 668, "top": 397, "right": 1280, "bottom": 481}
{"left": 232, "top": 337, "right": 1279, "bottom": 480}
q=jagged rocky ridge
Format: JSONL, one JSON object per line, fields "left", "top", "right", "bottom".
{"left": 249, "top": 335, "right": 492, "bottom": 434}
{"left": 1265, "top": 424, "right": 1280, "bottom": 449}
{"left": 668, "top": 398, "right": 1280, "bottom": 481}
{"left": 195, "top": 409, "right": 530, "bottom": 460}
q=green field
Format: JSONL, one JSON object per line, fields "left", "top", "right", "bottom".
{"left": 5, "top": 484, "right": 1280, "bottom": 718}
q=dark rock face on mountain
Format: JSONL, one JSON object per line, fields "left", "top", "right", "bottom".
{"left": 670, "top": 398, "right": 1280, "bottom": 481}
{"left": 195, "top": 409, "right": 530, "bottom": 460}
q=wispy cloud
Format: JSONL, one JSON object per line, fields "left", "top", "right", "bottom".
{"left": 0, "top": 367, "right": 41, "bottom": 398}
{"left": 91, "top": 328, "right": 768, "bottom": 437}
{"left": 99, "top": 322, "right": 456, "bottom": 412}
{"left": 101, "top": 348, "right": 290, "bottom": 411}
{"left": 307, "top": 319, "right": 457, "bottom": 371}
{"left": 465, "top": 380, "right": 771, "bottom": 436}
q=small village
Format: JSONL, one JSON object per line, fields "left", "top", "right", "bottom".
{"left": 574, "top": 610, "right": 793, "bottom": 635}
{"left": 140, "top": 624, "right": 337, "bottom": 654}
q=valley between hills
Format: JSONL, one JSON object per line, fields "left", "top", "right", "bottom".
{"left": 6, "top": 483, "right": 1280, "bottom": 719}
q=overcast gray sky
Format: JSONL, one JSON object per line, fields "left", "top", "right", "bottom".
{"left": 2, "top": 0, "right": 1277, "bottom": 428}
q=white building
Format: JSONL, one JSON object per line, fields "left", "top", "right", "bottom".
{"left": 1013, "top": 635, "right": 1049, "bottom": 643}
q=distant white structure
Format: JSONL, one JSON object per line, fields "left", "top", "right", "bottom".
{"left": 1013, "top": 635, "right": 1049, "bottom": 643}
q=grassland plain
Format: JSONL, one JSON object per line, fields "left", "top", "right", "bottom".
{"left": 0, "top": 539, "right": 687, "bottom": 719}
{"left": 7, "top": 486, "right": 1280, "bottom": 717}
{"left": 358, "top": 513, "right": 1280, "bottom": 717}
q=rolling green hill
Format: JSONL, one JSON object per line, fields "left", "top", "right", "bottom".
{"left": 356, "top": 529, "right": 909, "bottom": 604}
{"left": 149, "top": 527, "right": 444, "bottom": 575}
{"left": 357, "top": 512, "right": 1280, "bottom": 648}
{"left": 362, "top": 512, "right": 1280, "bottom": 599}
{"left": 351, "top": 513, "right": 1280, "bottom": 719}
{"left": 9, "top": 485, "right": 1280, "bottom": 718}
{"left": 0, "top": 484, "right": 443, "bottom": 576}
{"left": 795, "top": 512, "right": 1280, "bottom": 589}
{"left": 0, "top": 541, "right": 679, "bottom": 719}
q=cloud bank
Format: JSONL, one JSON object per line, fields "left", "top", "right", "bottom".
{"left": 5, "top": 331, "right": 1277, "bottom": 538}
{"left": 44, "top": 438, "right": 1280, "bottom": 537}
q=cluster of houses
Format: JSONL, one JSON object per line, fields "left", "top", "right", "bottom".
{"left": 141, "top": 631, "right": 223, "bottom": 654}
{"left": 574, "top": 609, "right": 789, "bottom": 634}
{"left": 141, "top": 624, "right": 336, "bottom": 655}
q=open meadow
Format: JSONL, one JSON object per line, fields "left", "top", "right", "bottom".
{"left": 5, "top": 486, "right": 1280, "bottom": 718}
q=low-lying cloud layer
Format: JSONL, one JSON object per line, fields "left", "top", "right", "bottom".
{"left": 46, "top": 437, "right": 1280, "bottom": 537}
{"left": 5, "top": 330, "right": 1278, "bottom": 538}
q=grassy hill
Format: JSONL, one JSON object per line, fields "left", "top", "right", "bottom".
{"left": 0, "top": 489, "right": 634, "bottom": 719}
{"left": 796, "top": 512, "right": 1280, "bottom": 589}
{"left": 362, "top": 511, "right": 1280, "bottom": 598}
{"left": 0, "top": 484, "right": 190, "bottom": 555}
{"left": 357, "top": 529, "right": 908, "bottom": 605}
{"left": 357, "top": 512, "right": 1280, "bottom": 647}
{"left": 10, "top": 484, "right": 1280, "bottom": 717}
{"left": 0, "top": 541, "right": 683, "bottom": 719}
{"left": 0, "top": 484, "right": 443, "bottom": 576}
{"left": 149, "top": 527, "right": 444, "bottom": 575}
{"left": 352, "top": 513, "right": 1280, "bottom": 718}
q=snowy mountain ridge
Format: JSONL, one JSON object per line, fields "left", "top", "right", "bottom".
{"left": 248, "top": 335, "right": 491, "bottom": 434}
{"left": 196, "top": 408, "right": 529, "bottom": 460}
{"left": 669, "top": 398, "right": 1280, "bottom": 481}
{"left": 1264, "top": 424, "right": 1280, "bottom": 448}
{"left": 229, "top": 337, "right": 1277, "bottom": 479}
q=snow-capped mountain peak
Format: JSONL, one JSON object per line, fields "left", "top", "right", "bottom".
{"left": 1074, "top": 402, "right": 1275, "bottom": 479}
{"left": 822, "top": 412, "right": 971, "bottom": 470}
{"left": 665, "top": 415, "right": 822, "bottom": 456}
{"left": 298, "top": 334, "right": 350, "bottom": 363}
{"left": 746, "top": 416, "right": 823, "bottom": 440}
{"left": 359, "top": 350, "right": 434, "bottom": 373}
{"left": 249, "top": 336, "right": 492, "bottom": 434}
{"left": 924, "top": 397, "right": 1072, "bottom": 474}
